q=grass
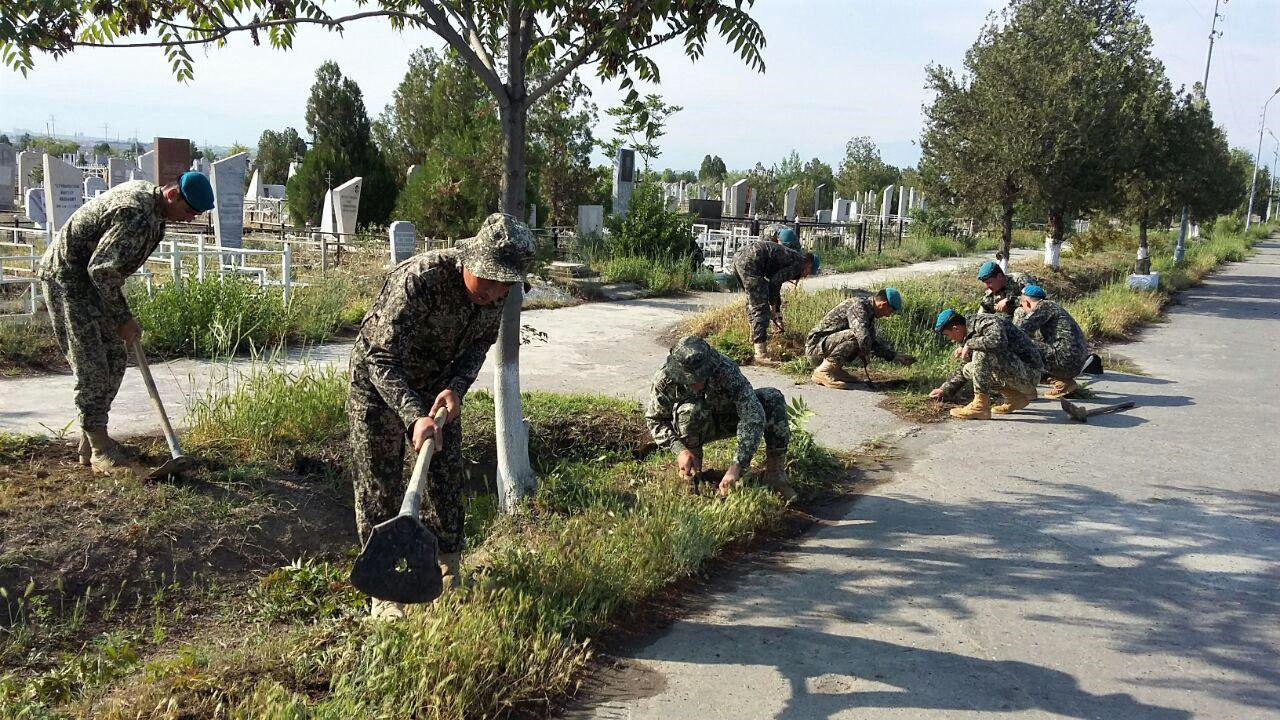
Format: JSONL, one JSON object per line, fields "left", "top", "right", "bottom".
{"left": 817, "top": 226, "right": 1041, "bottom": 274}
{"left": 597, "top": 254, "right": 718, "bottom": 295}
{"left": 0, "top": 319, "right": 64, "bottom": 376}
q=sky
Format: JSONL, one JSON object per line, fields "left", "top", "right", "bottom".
{"left": 2, "top": 0, "right": 1278, "bottom": 172}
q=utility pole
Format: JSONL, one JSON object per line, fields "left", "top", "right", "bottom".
{"left": 1268, "top": 130, "right": 1278, "bottom": 223}
{"left": 1176, "top": 0, "right": 1226, "bottom": 264}
{"left": 1245, "top": 86, "right": 1280, "bottom": 232}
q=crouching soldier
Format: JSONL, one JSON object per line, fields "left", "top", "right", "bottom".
{"left": 645, "top": 336, "right": 795, "bottom": 501}
{"left": 732, "top": 240, "right": 818, "bottom": 366}
{"left": 347, "top": 213, "right": 534, "bottom": 618}
{"left": 761, "top": 223, "right": 803, "bottom": 252}
{"left": 976, "top": 260, "right": 1035, "bottom": 316}
{"left": 929, "top": 309, "right": 1044, "bottom": 420}
{"left": 1015, "top": 285, "right": 1088, "bottom": 399}
{"left": 806, "top": 288, "right": 915, "bottom": 389}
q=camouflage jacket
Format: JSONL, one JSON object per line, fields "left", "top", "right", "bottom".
{"left": 645, "top": 349, "right": 765, "bottom": 468}
{"left": 38, "top": 180, "right": 167, "bottom": 324}
{"left": 732, "top": 241, "right": 809, "bottom": 307}
{"left": 980, "top": 271, "right": 1035, "bottom": 316}
{"left": 1015, "top": 299, "right": 1087, "bottom": 357}
{"left": 349, "top": 250, "right": 503, "bottom": 429}
{"left": 805, "top": 296, "right": 897, "bottom": 361}
{"left": 941, "top": 313, "right": 1044, "bottom": 395}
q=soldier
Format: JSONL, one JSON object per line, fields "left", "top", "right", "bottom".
{"left": 976, "top": 260, "right": 1035, "bottom": 316}
{"left": 1015, "top": 285, "right": 1088, "bottom": 399}
{"left": 347, "top": 213, "right": 534, "bottom": 618}
{"left": 761, "top": 223, "right": 803, "bottom": 252}
{"left": 731, "top": 240, "right": 818, "bottom": 367}
{"left": 645, "top": 336, "right": 795, "bottom": 501}
{"left": 929, "top": 309, "right": 1044, "bottom": 420}
{"left": 39, "top": 173, "right": 213, "bottom": 472}
{"left": 806, "top": 288, "right": 916, "bottom": 389}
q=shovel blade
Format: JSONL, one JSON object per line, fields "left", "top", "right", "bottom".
{"left": 350, "top": 515, "right": 443, "bottom": 604}
{"left": 145, "top": 455, "right": 196, "bottom": 481}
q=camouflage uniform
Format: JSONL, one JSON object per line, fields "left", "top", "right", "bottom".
{"left": 759, "top": 223, "right": 784, "bottom": 244}
{"left": 1015, "top": 299, "right": 1088, "bottom": 380}
{"left": 732, "top": 241, "right": 810, "bottom": 344}
{"left": 645, "top": 337, "right": 789, "bottom": 468}
{"left": 940, "top": 313, "right": 1043, "bottom": 397}
{"left": 347, "top": 215, "right": 533, "bottom": 554}
{"left": 805, "top": 296, "right": 898, "bottom": 366}
{"left": 37, "top": 181, "right": 167, "bottom": 430}
{"left": 980, "top": 271, "right": 1035, "bottom": 316}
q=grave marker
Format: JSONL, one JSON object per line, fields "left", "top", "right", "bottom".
{"left": 25, "top": 187, "right": 46, "bottom": 228}
{"left": 43, "top": 155, "right": 84, "bottom": 234}
{"left": 0, "top": 143, "right": 15, "bottom": 211}
{"left": 612, "top": 148, "right": 635, "bottom": 218}
{"left": 729, "top": 179, "right": 748, "bottom": 217}
{"left": 17, "top": 151, "right": 41, "bottom": 196}
{"left": 578, "top": 205, "right": 605, "bottom": 238}
{"left": 152, "top": 137, "right": 191, "bottom": 186}
{"left": 83, "top": 175, "right": 107, "bottom": 198}
{"left": 784, "top": 184, "right": 798, "bottom": 219}
{"left": 107, "top": 157, "right": 129, "bottom": 188}
{"left": 389, "top": 220, "right": 416, "bottom": 264}
{"left": 880, "top": 184, "right": 895, "bottom": 222}
{"left": 246, "top": 169, "right": 264, "bottom": 198}
{"left": 211, "top": 152, "right": 248, "bottom": 254}
{"left": 896, "top": 185, "right": 908, "bottom": 218}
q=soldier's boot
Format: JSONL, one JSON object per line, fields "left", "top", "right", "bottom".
{"left": 763, "top": 452, "right": 797, "bottom": 503}
{"left": 84, "top": 429, "right": 131, "bottom": 473}
{"left": 1043, "top": 377, "right": 1078, "bottom": 399}
{"left": 439, "top": 552, "right": 464, "bottom": 593}
{"left": 810, "top": 359, "right": 856, "bottom": 389}
{"left": 753, "top": 342, "right": 779, "bottom": 367}
{"left": 992, "top": 386, "right": 1036, "bottom": 414}
{"left": 77, "top": 434, "right": 91, "bottom": 467}
{"left": 369, "top": 599, "right": 408, "bottom": 620}
{"left": 949, "top": 393, "right": 992, "bottom": 420}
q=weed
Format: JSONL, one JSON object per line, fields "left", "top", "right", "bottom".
{"left": 0, "top": 321, "right": 64, "bottom": 376}
{"left": 249, "top": 559, "right": 366, "bottom": 624}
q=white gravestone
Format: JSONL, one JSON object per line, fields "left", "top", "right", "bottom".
{"left": 388, "top": 220, "right": 416, "bottom": 265}
{"left": 784, "top": 185, "right": 798, "bottom": 219}
{"left": 43, "top": 155, "right": 85, "bottom": 234}
{"left": 263, "top": 184, "right": 286, "bottom": 200}
{"left": 851, "top": 202, "right": 860, "bottom": 219}
{"left": 246, "top": 170, "right": 264, "bottom": 199}
{"left": 83, "top": 176, "right": 107, "bottom": 198}
{"left": 832, "top": 197, "right": 851, "bottom": 223}
{"left": 107, "top": 157, "right": 129, "bottom": 188}
{"left": 817, "top": 210, "right": 832, "bottom": 223}
{"left": 287, "top": 161, "right": 299, "bottom": 180}
{"left": 880, "top": 184, "right": 895, "bottom": 222}
{"left": 897, "top": 185, "right": 908, "bottom": 218}
{"left": 17, "top": 151, "right": 41, "bottom": 196}
{"left": 0, "top": 143, "right": 15, "bottom": 212}
{"left": 612, "top": 148, "right": 635, "bottom": 218}
{"left": 577, "top": 205, "right": 604, "bottom": 238}
{"left": 322, "top": 177, "right": 363, "bottom": 243}
{"left": 729, "top": 179, "right": 748, "bottom": 217}
{"left": 211, "top": 152, "right": 249, "bottom": 255}
{"left": 135, "top": 151, "right": 156, "bottom": 183}
{"left": 25, "top": 187, "right": 47, "bottom": 228}
{"left": 406, "top": 164, "right": 422, "bottom": 184}
{"left": 907, "top": 187, "right": 917, "bottom": 211}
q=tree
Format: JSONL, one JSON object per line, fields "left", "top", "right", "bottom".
{"left": 600, "top": 93, "right": 682, "bottom": 172}
{"left": 0, "top": 134, "right": 10, "bottom": 145}
{"left": 255, "top": 128, "right": 307, "bottom": 185}
{"left": 92, "top": 141, "right": 111, "bottom": 155}
{"left": 835, "top": 136, "right": 899, "bottom": 197}
{"left": 5, "top": 0, "right": 765, "bottom": 512}
{"left": 227, "top": 142, "right": 251, "bottom": 156}
{"left": 699, "top": 154, "right": 728, "bottom": 184}
{"left": 527, "top": 77, "right": 598, "bottom": 226}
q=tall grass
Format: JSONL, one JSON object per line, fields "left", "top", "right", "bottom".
{"left": 598, "top": 254, "right": 712, "bottom": 295}
{"left": 0, "top": 320, "right": 62, "bottom": 376}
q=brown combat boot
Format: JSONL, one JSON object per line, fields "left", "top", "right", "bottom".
{"left": 763, "top": 452, "right": 798, "bottom": 503}
{"left": 810, "top": 359, "right": 857, "bottom": 389}
{"left": 77, "top": 434, "right": 91, "bottom": 467}
{"left": 753, "top": 342, "right": 779, "bottom": 367}
{"left": 1043, "top": 377, "right": 1078, "bottom": 399}
{"left": 992, "top": 386, "right": 1036, "bottom": 414}
{"left": 84, "top": 429, "right": 131, "bottom": 474}
{"left": 950, "top": 392, "right": 992, "bottom": 420}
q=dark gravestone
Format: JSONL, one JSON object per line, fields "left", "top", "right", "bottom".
{"left": 153, "top": 137, "right": 192, "bottom": 186}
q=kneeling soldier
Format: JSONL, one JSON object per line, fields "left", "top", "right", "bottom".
{"left": 732, "top": 240, "right": 818, "bottom": 367}
{"left": 348, "top": 213, "right": 534, "bottom": 618}
{"left": 1015, "top": 285, "right": 1088, "bottom": 399}
{"left": 977, "top": 260, "right": 1035, "bottom": 316}
{"left": 645, "top": 336, "right": 795, "bottom": 501}
{"left": 806, "top": 288, "right": 915, "bottom": 389}
{"left": 929, "top": 309, "right": 1044, "bottom": 420}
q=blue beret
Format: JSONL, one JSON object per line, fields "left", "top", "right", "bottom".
{"left": 778, "top": 227, "right": 800, "bottom": 250}
{"left": 977, "top": 260, "right": 1002, "bottom": 280}
{"left": 179, "top": 171, "right": 215, "bottom": 212}
{"left": 1022, "top": 284, "right": 1047, "bottom": 299}
{"left": 811, "top": 253, "right": 820, "bottom": 276}
{"left": 934, "top": 308, "right": 962, "bottom": 333}
{"left": 883, "top": 287, "right": 903, "bottom": 311}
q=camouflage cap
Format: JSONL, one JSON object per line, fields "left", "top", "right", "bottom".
{"left": 664, "top": 336, "right": 717, "bottom": 385}
{"left": 458, "top": 213, "right": 535, "bottom": 283}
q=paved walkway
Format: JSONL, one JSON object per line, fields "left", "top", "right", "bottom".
{"left": 565, "top": 241, "right": 1280, "bottom": 719}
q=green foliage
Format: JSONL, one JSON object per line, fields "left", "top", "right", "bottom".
{"left": 249, "top": 559, "right": 367, "bottom": 624}
{"left": 708, "top": 328, "right": 753, "bottom": 365}
{"left": 599, "top": 93, "right": 682, "bottom": 172}
{"left": 835, "top": 136, "right": 901, "bottom": 197}
{"left": 254, "top": 128, "right": 306, "bottom": 186}
{"left": 698, "top": 154, "right": 727, "bottom": 184}
{"left": 603, "top": 183, "right": 696, "bottom": 261}
{"left": 0, "top": 320, "right": 62, "bottom": 376}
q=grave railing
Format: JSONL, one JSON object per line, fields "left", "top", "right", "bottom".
{"left": 138, "top": 236, "right": 295, "bottom": 302}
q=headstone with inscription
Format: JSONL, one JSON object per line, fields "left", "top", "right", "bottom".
{"left": 43, "top": 155, "right": 85, "bottom": 234}
{"left": 211, "top": 152, "right": 249, "bottom": 254}
{"left": 152, "top": 137, "right": 191, "bottom": 186}
{"left": 578, "top": 205, "right": 604, "bottom": 238}
{"left": 107, "top": 157, "right": 129, "bottom": 188}
{"left": 83, "top": 176, "right": 107, "bottom": 198}
{"left": 832, "top": 197, "right": 850, "bottom": 223}
{"left": 612, "top": 148, "right": 635, "bottom": 218}
{"left": 0, "top": 143, "right": 15, "bottom": 211}
{"left": 388, "top": 221, "right": 416, "bottom": 265}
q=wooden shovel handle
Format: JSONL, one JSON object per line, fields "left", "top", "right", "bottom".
{"left": 399, "top": 407, "right": 450, "bottom": 517}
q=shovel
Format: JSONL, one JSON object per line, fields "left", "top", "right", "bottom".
{"left": 1060, "top": 398, "right": 1135, "bottom": 423}
{"left": 349, "top": 408, "right": 448, "bottom": 604}
{"left": 131, "top": 340, "right": 195, "bottom": 481}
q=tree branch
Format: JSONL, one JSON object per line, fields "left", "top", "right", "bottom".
{"left": 438, "top": 0, "right": 496, "bottom": 76}
{"left": 527, "top": 5, "right": 663, "bottom": 105}
{"left": 417, "top": 2, "right": 509, "bottom": 103}
{"left": 61, "top": 9, "right": 421, "bottom": 49}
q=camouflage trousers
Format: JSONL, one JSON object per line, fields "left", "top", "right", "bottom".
{"left": 672, "top": 387, "right": 790, "bottom": 457}
{"left": 1034, "top": 339, "right": 1087, "bottom": 381}
{"left": 347, "top": 383, "right": 465, "bottom": 553}
{"left": 740, "top": 275, "right": 774, "bottom": 344}
{"left": 42, "top": 278, "right": 127, "bottom": 430}
{"left": 805, "top": 330, "right": 867, "bottom": 366}
{"left": 962, "top": 349, "right": 1040, "bottom": 396}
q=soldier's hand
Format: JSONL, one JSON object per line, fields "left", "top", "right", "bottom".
{"left": 929, "top": 387, "right": 946, "bottom": 400}
{"left": 118, "top": 318, "right": 142, "bottom": 344}
{"left": 896, "top": 353, "right": 916, "bottom": 366}
{"left": 677, "top": 449, "right": 701, "bottom": 479}
{"left": 960, "top": 347, "right": 972, "bottom": 361}
{"left": 431, "top": 388, "right": 462, "bottom": 423}
{"left": 953, "top": 346, "right": 966, "bottom": 359}
{"left": 718, "top": 463, "right": 742, "bottom": 496}
{"left": 995, "top": 298, "right": 1011, "bottom": 313}
{"left": 411, "top": 414, "right": 443, "bottom": 452}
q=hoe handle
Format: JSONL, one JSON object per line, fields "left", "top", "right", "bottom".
{"left": 1087, "top": 401, "right": 1135, "bottom": 418}
{"left": 400, "top": 407, "right": 450, "bottom": 518}
{"left": 132, "top": 340, "right": 182, "bottom": 460}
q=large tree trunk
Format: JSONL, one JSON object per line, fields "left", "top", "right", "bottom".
{"left": 1135, "top": 212, "right": 1151, "bottom": 275}
{"left": 1044, "top": 207, "right": 1064, "bottom": 270}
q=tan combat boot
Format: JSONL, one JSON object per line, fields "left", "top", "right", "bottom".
{"left": 369, "top": 599, "right": 408, "bottom": 620}
{"left": 84, "top": 428, "right": 131, "bottom": 473}
{"left": 763, "top": 452, "right": 798, "bottom": 503}
{"left": 77, "top": 434, "right": 91, "bottom": 467}
{"left": 810, "top": 359, "right": 857, "bottom": 389}
{"left": 753, "top": 342, "right": 779, "bottom": 367}
{"left": 1043, "top": 377, "right": 1078, "bottom": 399}
{"left": 439, "top": 552, "right": 463, "bottom": 592}
{"left": 992, "top": 386, "right": 1036, "bottom": 414}
{"left": 950, "top": 392, "right": 992, "bottom": 420}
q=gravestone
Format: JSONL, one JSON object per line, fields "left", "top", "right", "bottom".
{"left": 388, "top": 220, "right": 416, "bottom": 264}
{"left": 17, "top": 151, "right": 41, "bottom": 196}
{"left": 908, "top": 187, "right": 917, "bottom": 211}
{"left": 321, "top": 177, "right": 362, "bottom": 243}
{"left": 612, "top": 147, "right": 635, "bottom": 218}
{"left": 211, "top": 152, "right": 249, "bottom": 253}
{"left": 851, "top": 201, "right": 860, "bottom": 218}
{"left": 816, "top": 210, "right": 832, "bottom": 224}
{"left": 287, "top": 161, "right": 299, "bottom": 180}
{"left": 832, "top": 197, "right": 851, "bottom": 223}
{"left": 152, "top": 137, "right": 191, "bottom": 186}
{"left": 83, "top": 176, "right": 107, "bottom": 198}
{"left": 246, "top": 169, "right": 264, "bottom": 198}
{"left": 43, "top": 155, "right": 85, "bottom": 234}
{"left": 107, "top": 157, "right": 129, "bottom": 188}
{"left": 0, "top": 143, "right": 15, "bottom": 211}
{"left": 814, "top": 184, "right": 826, "bottom": 217}
{"left": 62, "top": 153, "right": 78, "bottom": 166}
{"left": 25, "top": 187, "right": 46, "bottom": 228}
{"left": 528, "top": 203, "right": 537, "bottom": 229}
{"left": 897, "top": 185, "right": 908, "bottom": 218}
{"left": 880, "top": 184, "right": 895, "bottom": 222}
{"left": 577, "top": 205, "right": 604, "bottom": 238}
{"left": 135, "top": 151, "right": 156, "bottom": 183}
{"left": 784, "top": 184, "right": 798, "bottom": 219}
{"left": 729, "top": 179, "right": 748, "bottom": 217}
{"left": 262, "top": 184, "right": 286, "bottom": 199}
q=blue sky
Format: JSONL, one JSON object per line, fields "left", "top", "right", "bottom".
{"left": 2, "top": 0, "right": 1277, "bottom": 172}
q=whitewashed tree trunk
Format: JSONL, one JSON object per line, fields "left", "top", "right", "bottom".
{"left": 492, "top": 283, "right": 535, "bottom": 511}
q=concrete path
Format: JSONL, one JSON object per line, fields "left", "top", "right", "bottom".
{"left": 0, "top": 249, "right": 1032, "bottom": 438}
{"left": 563, "top": 241, "right": 1280, "bottom": 719}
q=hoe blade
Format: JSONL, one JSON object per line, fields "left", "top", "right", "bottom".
{"left": 145, "top": 455, "right": 196, "bottom": 482}
{"left": 349, "top": 515, "right": 443, "bottom": 604}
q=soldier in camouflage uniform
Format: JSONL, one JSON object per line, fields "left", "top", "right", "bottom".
{"left": 1014, "top": 284, "right": 1088, "bottom": 399}
{"left": 976, "top": 260, "right": 1035, "bottom": 317}
{"left": 929, "top": 309, "right": 1044, "bottom": 420}
{"left": 347, "top": 213, "right": 534, "bottom": 617}
{"left": 645, "top": 336, "right": 794, "bottom": 501}
{"left": 806, "top": 288, "right": 915, "bottom": 389}
{"left": 731, "top": 240, "right": 817, "bottom": 366}
{"left": 38, "top": 174, "right": 211, "bottom": 472}
{"left": 760, "top": 223, "right": 802, "bottom": 251}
